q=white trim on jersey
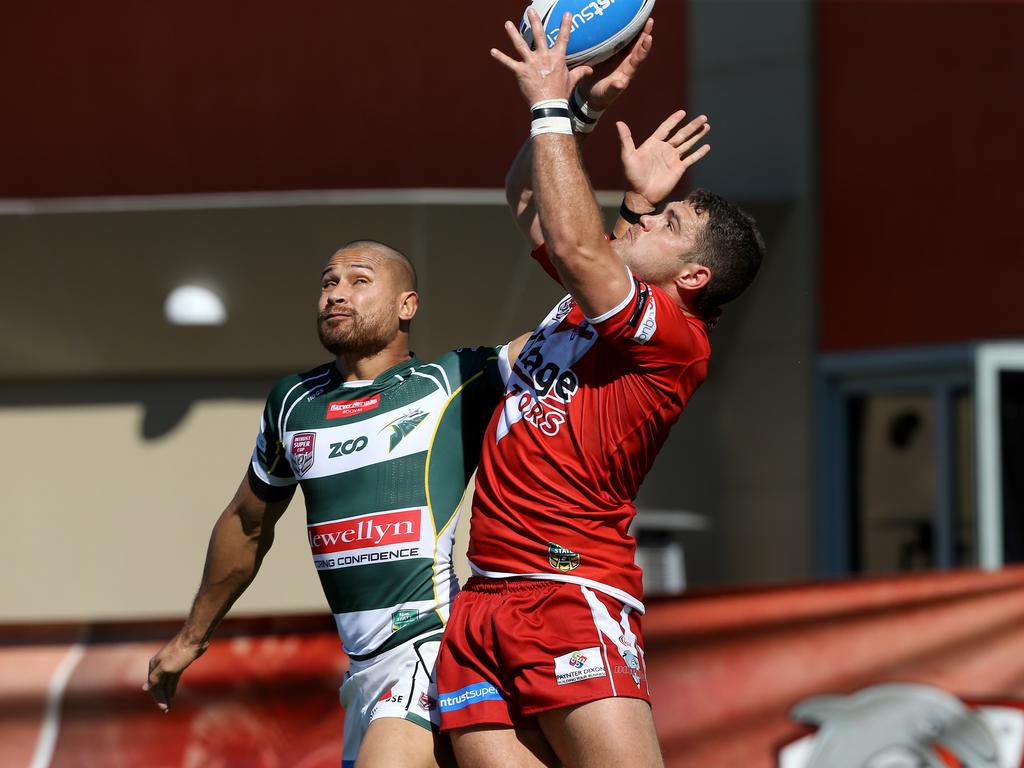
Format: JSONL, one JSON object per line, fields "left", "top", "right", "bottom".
{"left": 497, "top": 344, "right": 514, "bottom": 387}
{"left": 278, "top": 369, "right": 333, "bottom": 438}
{"left": 342, "top": 379, "right": 374, "bottom": 388}
{"left": 467, "top": 560, "right": 645, "bottom": 614}
{"left": 421, "top": 363, "right": 452, "bottom": 395}
{"left": 411, "top": 369, "right": 447, "bottom": 395}
{"left": 585, "top": 266, "right": 636, "bottom": 324}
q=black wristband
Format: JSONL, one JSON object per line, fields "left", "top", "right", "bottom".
{"left": 531, "top": 106, "right": 571, "bottom": 121}
{"left": 619, "top": 199, "right": 653, "bottom": 225}
{"left": 569, "top": 91, "right": 598, "bottom": 126}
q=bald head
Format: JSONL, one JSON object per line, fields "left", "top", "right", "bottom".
{"left": 338, "top": 240, "right": 418, "bottom": 292}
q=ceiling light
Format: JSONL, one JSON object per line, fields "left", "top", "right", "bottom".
{"left": 164, "top": 285, "right": 227, "bottom": 326}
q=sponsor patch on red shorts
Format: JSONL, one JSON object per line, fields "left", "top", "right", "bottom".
{"left": 554, "top": 647, "right": 607, "bottom": 685}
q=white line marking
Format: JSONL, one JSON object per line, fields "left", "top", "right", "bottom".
{"left": 29, "top": 641, "right": 86, "bottom": 768}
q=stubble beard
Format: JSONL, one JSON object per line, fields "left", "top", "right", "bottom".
{"left": 317, "top": 309, "right": 394, "bottom": 358}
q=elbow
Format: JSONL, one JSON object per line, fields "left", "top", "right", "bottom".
{"left": 546, "top": 234, "right": 606, "bottom": 268}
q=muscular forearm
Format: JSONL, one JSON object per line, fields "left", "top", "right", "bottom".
{"left": 178, "top": 506, "right": 274, "bottom": 646}
{"left": 532, "top": 134, "right": 607, "bottom": 264}
{"left": 507, "top": 133, "right": 590, "bottom": 248}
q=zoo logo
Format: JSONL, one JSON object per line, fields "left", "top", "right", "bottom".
{"left": 329, "top": 436, "right": 368, "bottom": 458}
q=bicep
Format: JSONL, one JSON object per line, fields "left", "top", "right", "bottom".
{"left": 505, "top": 332, "right": 532, "bottom": 371}
{"left": 233, "top": 472, "right": 293, "bottom": 537}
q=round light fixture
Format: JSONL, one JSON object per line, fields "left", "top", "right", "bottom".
{"left": 164, "top": 285, "right": 227, "bottom": 326}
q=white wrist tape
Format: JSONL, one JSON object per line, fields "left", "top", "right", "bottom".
{"left": 530, "top": 99, "right": 573, "bottom": 139}
{"left": 569, "top": 89, "right": 605, "bottom": 135}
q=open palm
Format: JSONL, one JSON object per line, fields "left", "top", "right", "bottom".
{"left": 618, "top": 111, "right": 711, "bottom": 208}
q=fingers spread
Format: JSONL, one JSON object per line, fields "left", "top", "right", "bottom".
{"left": 529, "top": 8, "right": 548, "bottom": 50}
{"left": 555, "top": 12, "right": 573, "bottom": 54}
{"left": 616, "top": 121, "right": 637, "bottom": 154}
{"left": 676, "top": 123, "right": 711, "bottom": 156}
{"left": 505, "top": 20, "right": 533, "bottom": 58}
{"left": 653, "top": 110, "right": 688, "bottom": 142}
{"left": 670, "top": 116, "right": 709, "bottom": 146}
{"left": 491, "top": 47, "right": 522, "bottom": 71}
{"left": 681, "top": 143, "right": 712, "bottom": 169}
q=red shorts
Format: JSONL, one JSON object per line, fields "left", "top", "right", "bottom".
{"left": 436, "top": 577, "right": 651, "bottom": 731}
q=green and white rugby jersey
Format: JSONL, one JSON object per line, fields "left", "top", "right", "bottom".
{"left": 249, "top": 348, "right": 509, "bottom": 659}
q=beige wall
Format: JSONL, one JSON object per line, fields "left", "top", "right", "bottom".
{"left": 0, "top": 388, "right": 476, "bottom": 621}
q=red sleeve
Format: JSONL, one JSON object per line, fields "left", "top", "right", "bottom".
{"left": 530, "top": 238, "right": 615, "bottom": 286}
{"left": 530, "top": 243, "right": 564, "bottom": 285}
{"left": 589, "top": 275, "right": 711, "bottom": 375}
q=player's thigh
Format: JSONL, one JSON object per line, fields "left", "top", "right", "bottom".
{"left": 451, "top": 725, "right": 560, "bottom": 768}
{"left": 355, "top": 717, "right": 438, "bottom": 768}
{"left": 536, "top": 697, "right": 663, "bottom": 768}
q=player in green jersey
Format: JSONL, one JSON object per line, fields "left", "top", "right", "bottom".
{"left": 145, "top": 240, "right": 523, "bottom": 768}
{"left": 144, "top": 28, "right": 656, "bottom": 767}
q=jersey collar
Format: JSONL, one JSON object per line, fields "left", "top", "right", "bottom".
{"left": 332, "top": 355, "right": 420, "bottom": 389}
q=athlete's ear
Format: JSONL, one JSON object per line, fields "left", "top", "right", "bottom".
{"left": 398, "top": 291, "right": 419, "bottom": 322}
{"left": 673, "top": 262, "right": 710, "bottom": 307}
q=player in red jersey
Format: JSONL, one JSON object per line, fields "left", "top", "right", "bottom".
{"left": 436, "top": 12, "right": 766, "bottom": 768}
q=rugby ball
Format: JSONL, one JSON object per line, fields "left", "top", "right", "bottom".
{"left": 520, "top": 0, "right": 656, "bottom": 67}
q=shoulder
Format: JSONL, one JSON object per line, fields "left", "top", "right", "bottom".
{"left": 431, "top": 346, "right": 502, "bottom": 381}
{"left": 266, "top": 363, "right": 335, "bottom": 408}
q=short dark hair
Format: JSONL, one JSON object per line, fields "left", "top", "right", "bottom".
{"left": 685, "top": 189, "right": 765, "bottom": 317}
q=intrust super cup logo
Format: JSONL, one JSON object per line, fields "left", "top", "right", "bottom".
{"left": 290, "top": 432, "right": 316, "bottom": 476}
{"left": 777, "top": 683, "right": 1024, "bottom": 768}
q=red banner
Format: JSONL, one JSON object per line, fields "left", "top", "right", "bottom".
{"left": 5, "top": 569, "right": 1024, "bottom": 767}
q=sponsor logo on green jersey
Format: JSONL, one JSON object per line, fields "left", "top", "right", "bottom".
{"left": 382, "top": 409, "right": 430, "bottom": 452}
{"left": 391, "top": 609, "right": 419, "bottom": 631}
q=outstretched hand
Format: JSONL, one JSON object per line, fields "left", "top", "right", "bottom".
{"left": 491, "top": 10, "right": 593, "bottom": 106}
{"left": 577, "top": 18, "right": 655, "bottom": 113}
{"left": 618, "top": 111, "right": 711, "bottom": 209}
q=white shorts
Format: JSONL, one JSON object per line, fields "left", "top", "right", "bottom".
{"left": 340, "top": 632, "right": 441, "bottom": 768}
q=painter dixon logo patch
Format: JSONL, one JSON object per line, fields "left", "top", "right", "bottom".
{"left": 554, "top": 647, "right": 607, "bottom": 686}
{"left": 438, "top": 682, "right": 504, "bottom": 713}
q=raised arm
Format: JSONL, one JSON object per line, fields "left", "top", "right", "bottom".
{"left": 494, "top": 11, "right": 630, "bottom": 318}
{"left": 144, "top": 474, "right": 292, "bottom": 712}
{"left": 505, "top": 18, "right": 655, "bottom": 248}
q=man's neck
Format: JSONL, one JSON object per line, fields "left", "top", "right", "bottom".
{"left": 334, "top": 345, "right": 413, "bottom": 383}
{"left": 654, "top": 278, "right": 700, "bottom": 319}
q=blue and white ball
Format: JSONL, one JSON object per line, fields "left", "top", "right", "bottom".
{"left": 520, "top": 0, "right": 656, "bottom": 67}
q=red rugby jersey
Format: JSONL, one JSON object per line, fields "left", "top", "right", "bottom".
{"left": 470, "top": 246, "right": 711, "bottom": 611}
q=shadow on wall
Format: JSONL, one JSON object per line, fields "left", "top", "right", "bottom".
{"left": 0, "top": 377, "right": 281, "bottom": 440}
